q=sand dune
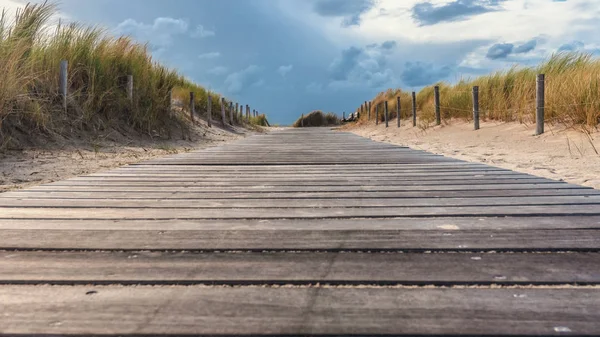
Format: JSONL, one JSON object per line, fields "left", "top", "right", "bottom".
{"left": 343, "top": 120, "right": 600, "bottom": 190}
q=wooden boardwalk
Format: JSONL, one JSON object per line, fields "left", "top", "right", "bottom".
{"left": 1, "top": 127, "right": 600, "bottom": 336}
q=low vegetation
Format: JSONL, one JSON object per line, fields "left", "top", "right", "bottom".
{"left": 293, "top": 110, "right": 340, "bottom": 127}
{"left": 0, "top": 2, "right": 258, "bottom": 149}
{"left": 355, "top": 53, "right": 600, "bottom": 129}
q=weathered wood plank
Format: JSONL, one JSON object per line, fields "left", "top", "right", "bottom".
{"left": 1, "top": 251, "right": 599, "bottom": 284}
{"left": 4, "top": 188, "right": 599, "bottom": 199}
{"left": 3, "top": 205, "right": 600, "bottom": 219}
{"left": 1, "top": 286, "right": 599, "bottom": 335}
{"left": 0, "top": 229, "right": 598, "bottom": 250}
{"left": 2, "top": 195, "right": 600, "bottom": 208}
{"left": 2, "top": 216, "right": 600, "bottom": 230}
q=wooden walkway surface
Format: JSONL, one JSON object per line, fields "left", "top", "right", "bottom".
{"left": 1, "top": 127, "right": 600, "bottom": 336}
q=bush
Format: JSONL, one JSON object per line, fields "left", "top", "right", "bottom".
{"left": 293, "top": 110, "right": 340, "bottom": 127}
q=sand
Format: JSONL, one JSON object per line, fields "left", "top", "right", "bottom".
{"left": 0, "top": 123, "right": 264, "bottom": 193}
{"left": 342, "top": 120, "right": 600, "bottom": 190}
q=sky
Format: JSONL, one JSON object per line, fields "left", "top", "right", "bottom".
{"left": 3, "top": 0, "right": 600, "bottom": 124}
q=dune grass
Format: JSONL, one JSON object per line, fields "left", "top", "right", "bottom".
{"left": 0, "top": 1, "right": 238, "bottom": 148}
{"left": 357, "top": 53, "right": 600, "bottom": 129}
{"left": 293, "top": 110, "right": 340, "bottom": 127}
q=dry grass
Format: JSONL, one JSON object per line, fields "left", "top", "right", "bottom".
{"left": 356, "top": 53, "right": 600, "bottom": 129}
{"left": 0, "top": 1, "right": 233, "bottom": 148}
{"left": 293, "top": 110, "right": 340, "bottom": 127}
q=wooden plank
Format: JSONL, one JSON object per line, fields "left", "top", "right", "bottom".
{"left": 2, "top": 216, "right": 600, "bottom": 230}
{"left": 3, "top": 205, "right": 600, "bottom": 219}
{"left": 0, "top": 229, "right": 598, "bottom": 250}
{"left": 1, "top": 286, "right": 599, "bottom": 335}
{"left": 21, "top": 183, "right": 589, "bottom": 192}
{"left": 1, "top": 251, "right": 599, "bottom": 284}
{"left": 2, "top": 195, "right": 600, "bottom": 208}
{"left": 43, "top": 178, "right": 559, "bottom": 187}
{"left": 4, "top": 188, "right": 599, "bottom": 199}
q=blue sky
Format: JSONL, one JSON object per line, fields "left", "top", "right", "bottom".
{"left": 5, "top": 0, "right": 600, "bottom": 124}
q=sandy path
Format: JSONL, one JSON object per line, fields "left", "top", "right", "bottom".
{"left": 342, "top": 120, "right": 600, "bottom": 190}
{"left": 0, "top": 124, "right": 266, "bottom": 193}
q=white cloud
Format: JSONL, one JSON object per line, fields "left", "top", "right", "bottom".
{"left": 198, "top": 52, "right": 221, "bottom": 59}
{"left": 278, "top": 64, "right": 293, "bottom": 77}
{"left": 224, "top": 65, "right": 263, "bottom": 94}
{"left": 117, "top": 17, "right": 189, "bottom": 48}
{"left": 191, "top": 24, "right": 215, "bottom": 38}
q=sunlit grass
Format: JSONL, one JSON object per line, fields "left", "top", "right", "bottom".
{"left": 0, "top": 1, "right": 228, "bottom": 146}
{"left": 357, "top": 52, "right": 600, "bottom": 128}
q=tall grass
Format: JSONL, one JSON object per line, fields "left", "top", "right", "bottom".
{"left": 0, "top": 1, "right": 229, "bottom": 147}
{"left": 357, "top": 53, "right": 600, "bottom": 128}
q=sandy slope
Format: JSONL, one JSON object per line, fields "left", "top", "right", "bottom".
{"left": 341, "top": 120, "right": 600, "bottom": 190}
{"left": 0, "top": 123, "right": 261, "bottom": 193}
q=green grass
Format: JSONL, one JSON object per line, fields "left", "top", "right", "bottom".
{"left": 356, "top": 52, "right": 600, "bottom": 128}
{"left": 0, "top": 1, "right": 233, "bottom": 147}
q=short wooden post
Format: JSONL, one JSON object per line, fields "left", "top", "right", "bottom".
{"left": 376, "top": 104, "right": 379, "bottom": 125}
{"left": 434, "top": 85, "right": 441, "bottom": 125}
{"left": 220, "top": 98, "right": 227, "bottom": 126}
{"left": 384, "top": 101, "right": 389, "bottom": 128}
{"left": 412, "top": 91, "right": 417, "bottom": 127}
{"left": 368, "top": 101, "right": 371, "bottom": 121}
{"left": 207, "top": 94, "right": 212, "bottom": 127}
{"left": 360, "top": 104, "right": 364, "bottom": 119}
{"left": 536, "top": 74, "right": 545, "bottom": 135}
{"left": 301, "top": 114, "right": 304, "bottom": 127}
{"left": 126, "top": 75, "right": 133, "bottom": 102}
{"left": 246, "top": 105, "right": 250, "bottom": 122}
{"left": 235, "top": 103, "right": 239, "bottom": 123}
{"left": 168, "top": 89, "right": 173, "bottom": 119}
{"left": 189, "top": 92, "right": 195, "bottom": 122}
{"left": 229, "top": 101, "right": 234, "bottom": 125}
{"left": 473, "top": 86, "right": 480, "bottom": 131}
{"left": 59, "top": 60, "right": 68, "bottom": 112}
{"left": 397, "top": 96, "right": 401, "bottom": 128}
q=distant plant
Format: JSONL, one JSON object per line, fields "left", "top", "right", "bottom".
{"left": 293, "top": 110, "right": 340, "bottom": 127}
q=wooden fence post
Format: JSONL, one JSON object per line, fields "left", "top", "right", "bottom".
{"left": 473, "top": 86, "right": 480, "bottom": 131}
{"left": 220, "top": 98, "right": 227, "bottom": 126}
{"left": 301, "top": 114, "right": 304, "bottom": 127}
{"left": 189, "top": 92, "right": 195, "bottom": 123}
{"left": 229, "top": 101, "right": 234, "bottom": 125}
{"left": 397, "top": 96, "right": 401, "bottom": 128}
{"left": 207, "top": 94, "right": 212, "bottom": 127}
{"left": 126, "top": 75, "right": 133, "bottom": 103}
{"left": 434, "top": 85, "right": 441, "bottom": 125}
{"left": 246, "top": 105, "right": 250, "bottom": 122}
{"left": 536, "top": 74, "right": 545, "bottom": 135}
{"left": 368, "top": 101, "right": 371, "bottom": 121}
{"left": 412, "top": 91, "right": 417, "bottom": 127}
{"left": 59, "top": 60, "right": 68, "bottom": 112}
{"left": 235, "top": 103, "right": 239, "bottom": 123}
{"left": 384, "top": 101, "right": 389, "bottom": 128}
{"left": 376, "top": 104, "right": 379, "bottom": 125}
{"left": 360, "top": 104, "right": 364, "bottom": 119}
{"left": 168, "top": 89, "right": 173, "bottom": 119}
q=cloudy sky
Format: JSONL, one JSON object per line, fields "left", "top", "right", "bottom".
{"left": 4, "top": 0, "right": 600, "bottom": 124}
